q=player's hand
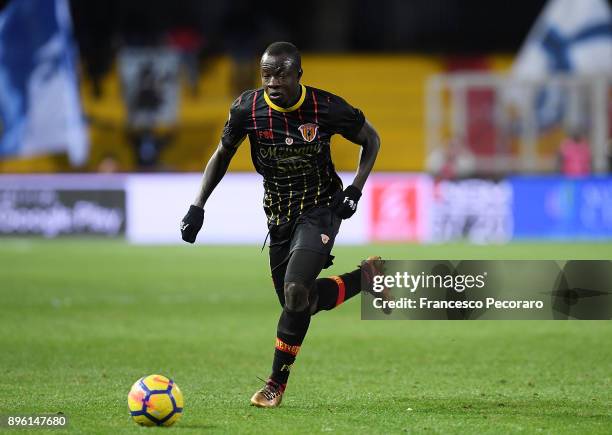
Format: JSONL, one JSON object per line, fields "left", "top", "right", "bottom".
{"left": 332, "top": 185, "right": 362, "bottom": 219}
{"left": 180, "top": 205, "right": 204, "bottom": 243}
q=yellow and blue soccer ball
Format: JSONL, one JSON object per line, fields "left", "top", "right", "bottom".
{"left": 127, "top": 374, "right": 184, "bottom": 427}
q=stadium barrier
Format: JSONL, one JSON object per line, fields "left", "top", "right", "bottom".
{"left": 1, "top": 174, "right": 610, "bottom": 242}
{"left": 0, "top": 175, "right": 126, "bottom": 237}
{"left": 511, "top": 176, "right": 612, "bottom": 240}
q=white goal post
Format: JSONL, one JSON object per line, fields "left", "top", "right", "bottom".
{"left": 426, "top": 73, "right": 611, "bottom": 175}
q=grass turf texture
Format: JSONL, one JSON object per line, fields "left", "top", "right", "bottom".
{"left": 0, "top": 240, "right": 611, "bottom": 434}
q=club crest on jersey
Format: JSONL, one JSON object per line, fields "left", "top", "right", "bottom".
{"left": 298, "top": 123, "right": 318, "bottom": 143}
{"left": 321, "top": 234, "right": 330, "bottom": 244}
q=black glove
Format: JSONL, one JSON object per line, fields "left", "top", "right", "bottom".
{"left": 332, "top": 185, "right": 362, "bottom": 219}
{"left": 180, "top": 205, "right": 204, "bottom": 243}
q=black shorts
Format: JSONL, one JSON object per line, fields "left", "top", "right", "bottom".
{"left": 268, "top": 206, "right": 342, "bottom": 295}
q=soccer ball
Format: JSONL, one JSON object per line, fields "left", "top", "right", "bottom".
{"left": 127, "top": 374, "right": 184, "bottom": 427}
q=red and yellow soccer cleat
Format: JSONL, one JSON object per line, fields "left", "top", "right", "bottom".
{"left": 362, "top": 256, "right": 393, "bottom": 314}
{"left": 250, "top": 379, "right": 286, "bottom": 408}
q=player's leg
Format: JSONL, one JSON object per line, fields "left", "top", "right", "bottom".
{"left": 269, "top": 207, "right": 391, "bottom": 315}
{"left": 268, "top": 207, "right": 390, "bottom": 314}
{"left": 311, "top": 256, "right": 391, "bottom": 314}
{"left": 270, "top": 250, "right": 289, "bottom": 308}
{"left": 272, "top": 249, "right": 327, "bottom": 379}
{"left": 251, "top": 207, "right": 389, "bottom": 407}
{"left": 310, "top": 266, "right": 361, "bottom": 313}
{"left": 268, "top": 222, "right": 293, "bottom": 307}
{"left": 251, "top": 248, "right": 327, "bottom": 408}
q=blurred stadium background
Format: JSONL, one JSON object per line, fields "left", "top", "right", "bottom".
{"left": 1, "top": 0, "right": 611, "bottom": 433}
{"left": 0, "top": 0, "right": 610, "bottom": 244}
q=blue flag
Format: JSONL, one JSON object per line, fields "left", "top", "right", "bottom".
{"left": 510, "top": 0, "right": 612, "bottom": 129}
{"left": 0, "top": 0, "right": 88, "bottom": 165}
{"left": 513, "top": 0, "right": 612, "bottom": 78}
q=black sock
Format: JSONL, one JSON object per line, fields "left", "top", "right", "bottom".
{"left": 312, "top": 268, "right": 361, "bottom": 313}
{"left": 270, "top": 307, "right": 311, "bottom": 385}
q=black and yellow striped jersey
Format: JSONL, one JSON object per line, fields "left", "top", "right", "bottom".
{"left": 221, "top": 84, "right": 365, "bottom": 227}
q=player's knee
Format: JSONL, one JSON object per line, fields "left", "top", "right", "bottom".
{"left": 284, "top": 281, "right": 309, "bottom": 312}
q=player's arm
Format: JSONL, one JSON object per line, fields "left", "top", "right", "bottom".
{"left": 329, "top": 93, "right": 380, "bottom": 219}
{"left": 192, "top": 139, "right": 242, "bottom": 208}
{"left": 344, "top": 119, "right": 380, "bottom": 192}
{"left": 181, "top": 137, "right": 244, "bottom": 243}
{"left": 180, "top": 96, "right": 247, "bottom": 243}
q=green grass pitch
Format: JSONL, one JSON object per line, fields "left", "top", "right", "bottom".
{"left": 1, "top": 240, "right": 611, "bottom": 434}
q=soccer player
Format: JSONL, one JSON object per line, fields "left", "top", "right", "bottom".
{"left": 180, "top": 42, "right": 389, "bottom": 408}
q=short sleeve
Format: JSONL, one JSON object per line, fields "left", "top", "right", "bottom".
{"left": 221, "top": 94, "right": 248, "bottom": 149}
{"left": 327, "top": 94, "right": 365, "bottom": 138}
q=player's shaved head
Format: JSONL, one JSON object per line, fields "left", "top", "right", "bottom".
{"left": 262, "top": 41, "right": 301, "bottom": 72}
{"left": 260, "top": 42, "right": 303, "bottom": 108}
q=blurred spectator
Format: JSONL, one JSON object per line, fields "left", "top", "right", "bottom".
{"left": 558, "top": 130, "right": 591, "bottom": 177}
{"left": 97, "top": 153, "right": 120, "bottom": 173}
{"left": 126, "top": 129, "right": 174, "bottom": 170}
{"left": 119, "top": 47, "right": 180, "bottom": 170}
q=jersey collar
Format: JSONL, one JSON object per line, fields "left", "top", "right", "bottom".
{"left": 264, "top": 84, "right": 306, "bottom": 113}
